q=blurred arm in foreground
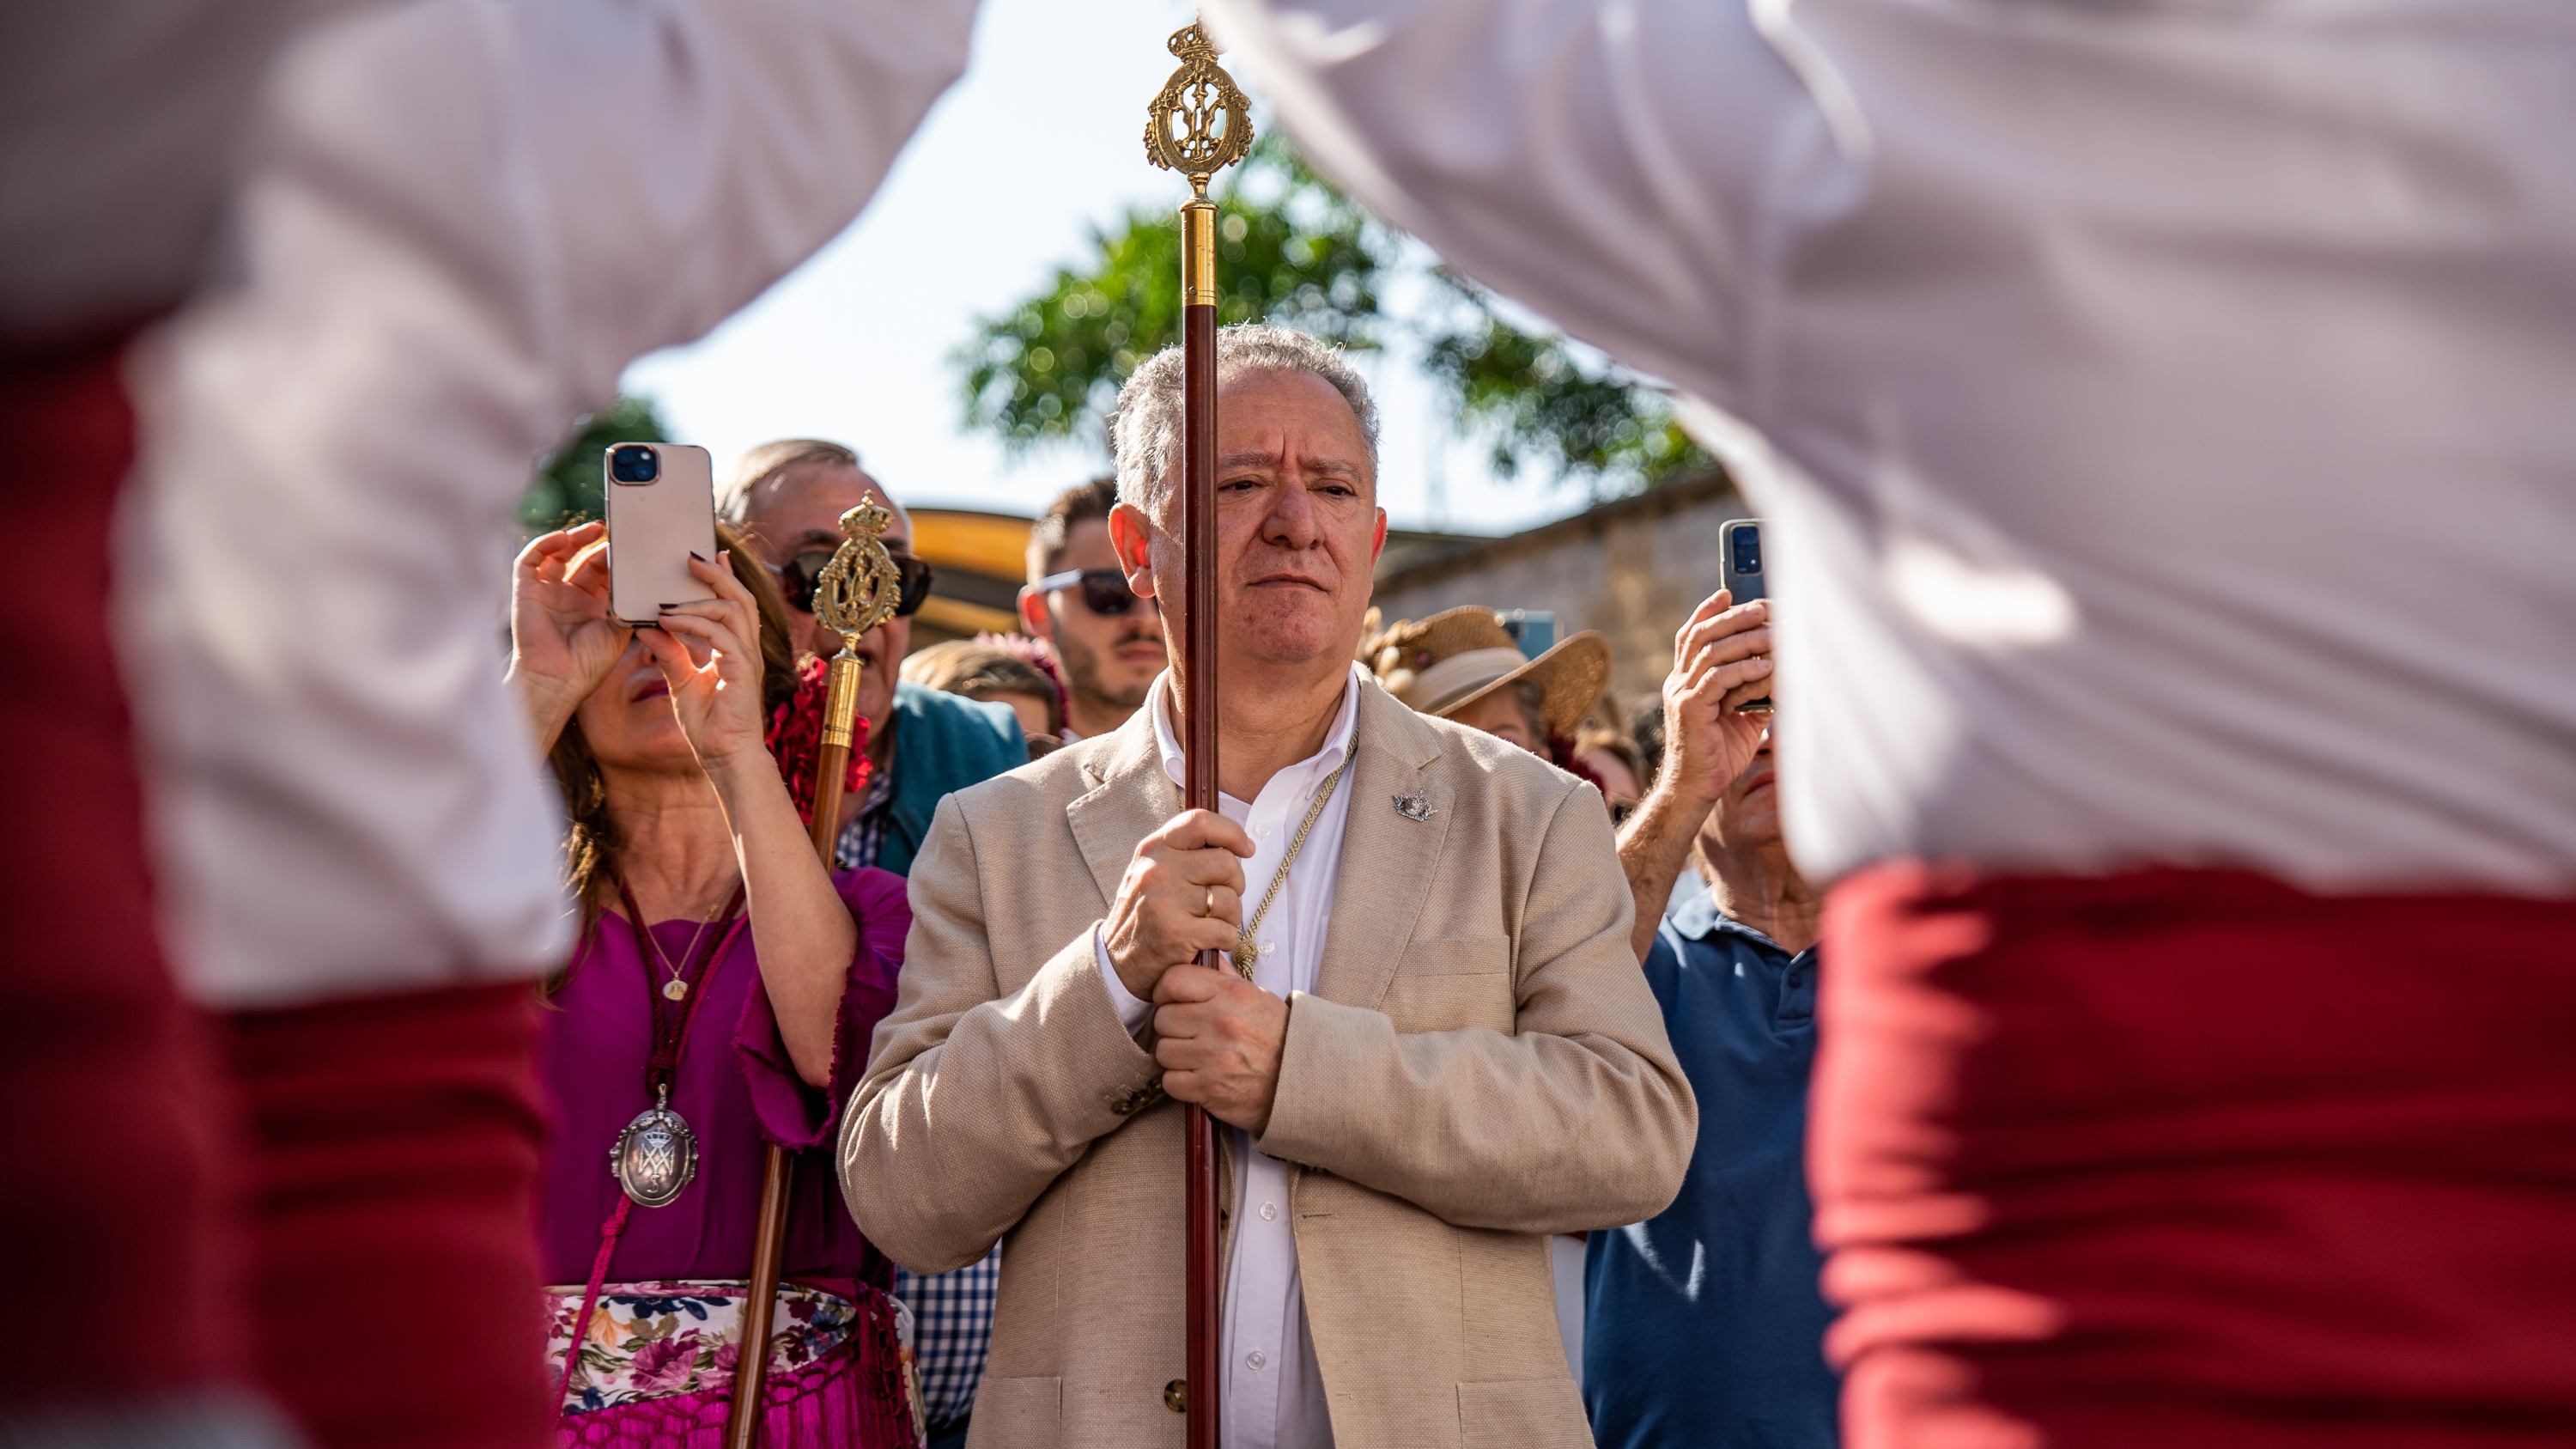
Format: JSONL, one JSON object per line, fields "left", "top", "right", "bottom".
{"left": 1210, "top": 3, "right": 2576, "bottom": 1446}
{"left": 103, "top": 0, "right": 979, "bottom": 1441}
{"left": 128, "top": 0, "right": 981, "bottom": 1008}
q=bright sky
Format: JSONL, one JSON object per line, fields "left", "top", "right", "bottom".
{"left": 621, "top": 0, "right": 1587, "bottom": 537}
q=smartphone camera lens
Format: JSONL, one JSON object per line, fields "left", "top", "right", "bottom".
{"left": 1732, "top": 531, "right": 1762, "bottom": 575}
{"left": 608, "top": 444, "right": 660, "bottom": 484}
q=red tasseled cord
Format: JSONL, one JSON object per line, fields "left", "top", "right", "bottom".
{"left": 765, "top": 656, "right": 871, "bottom": 826}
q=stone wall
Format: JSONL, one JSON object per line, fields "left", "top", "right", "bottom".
{"left": 1367, "top": 469, "right": 1745, "bottom": 715}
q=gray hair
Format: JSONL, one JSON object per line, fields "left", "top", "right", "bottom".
{"left": 1106, "top": 325, "right": 1379, "bottom": 517}
{"left": 716, "top": 438, "right": 860, "bottom": 523}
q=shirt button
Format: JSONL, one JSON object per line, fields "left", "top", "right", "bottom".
{"left": 1259, "top": 1201, "right": 1278, "bottom": 1221}
{"left": 1246, "top": 1349, "right": 1267, "bottom": 1371}
{"left": 1261, "top": 940, "right": 1275, "bottom": 957}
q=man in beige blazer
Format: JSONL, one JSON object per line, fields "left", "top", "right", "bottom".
{"left": 842, "top": 326, "right": 1694, "bottom": 1449}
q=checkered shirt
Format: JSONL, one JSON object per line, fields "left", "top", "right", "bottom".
{"left": 895, "top": 1244, "right": 1001, "bottom": 1431}
{"left": 833, "top": 765, "right": 897, "bottom": 870}
{"left": 842, "top": 754, "right": 994, "bottom": 1429}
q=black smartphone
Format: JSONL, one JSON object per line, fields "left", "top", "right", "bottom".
{"left": 1717, "top": 518, "right": 1772, "bottom": 715}
{"left": 1720, "top": 518, "right": 1765, "bottom": 603}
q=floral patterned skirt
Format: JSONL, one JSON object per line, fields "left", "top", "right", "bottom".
{"left": 545, "top": 1280, "right": 920, "bottom": 1448}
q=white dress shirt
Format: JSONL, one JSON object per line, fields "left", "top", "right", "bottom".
{"left": 122, "top": 0, "right": 978, "bottom": 1006}
{"left": 1095, "top": 667, "right": 1360, "bottom": 1449}
{"left": 1212, "top": 0, "right": 2576, "bottom": 896}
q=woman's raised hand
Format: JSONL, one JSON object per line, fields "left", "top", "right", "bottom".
{"left": 508, "top": 522, "right": 629, "bottom": 752}
{"left": 638, "top": 551, "right": 771, "bottom": 776}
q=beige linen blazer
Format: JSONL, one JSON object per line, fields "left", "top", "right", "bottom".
{"left": 841, "top": 679, "right": 1694, "bottom": 1449}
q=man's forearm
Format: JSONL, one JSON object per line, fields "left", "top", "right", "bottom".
{"left": 1258, "top": 994, "right": 1693, "bottom": 1235}
{"left": 842, "top": 932, "right": 1163, "bottom": 1273}
{"left": 1617, "top": 783, "right": 1711, "bottom": 961}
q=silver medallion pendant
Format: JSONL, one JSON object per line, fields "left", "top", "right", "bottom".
{"left": 611, "top": 1086, "right": 698, "bottom": 1208}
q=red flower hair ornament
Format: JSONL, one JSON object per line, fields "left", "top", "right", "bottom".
{"left": 765, "top": 655, "right": 871, "bottom": 827}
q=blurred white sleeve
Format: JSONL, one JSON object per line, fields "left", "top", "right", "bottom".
{"left": 123, "top": 0, "right": 977, "bottom": 1008}
{"left": 1202, "top": 0, "right": 1817, "bottom": 411}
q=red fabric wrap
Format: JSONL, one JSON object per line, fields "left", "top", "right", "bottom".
{"left": 767, "top": 654, "right": 869, "bottom": 828}
{"left": 1813, "top": 862, "right": 2576, "bottom": 1448}
{"left": 0, "top": 341, "right": 251, "bottom": 1408}
{"left": 227, "top": 982, "right": 556, "bottom": 1449}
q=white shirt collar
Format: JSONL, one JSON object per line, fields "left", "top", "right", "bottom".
{"left": 1149, "top": 664, "right": 1363, "bottom": 799}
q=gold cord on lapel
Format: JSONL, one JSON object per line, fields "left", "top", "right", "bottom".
{"left": 1230, "top": 755, "right": 1352, "bottom": 979}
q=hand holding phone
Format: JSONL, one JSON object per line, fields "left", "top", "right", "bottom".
{"left": 507, "top": 520, "right": 629, "bottom": 755}
{"left": 605, "top": 442, "right": 719, "bottom": 625}
{"left": 1662, "top": 586, "right": 1776, "bottom": 811}
{"left": 638, "top": 552, "right": 774, "bottom": 773}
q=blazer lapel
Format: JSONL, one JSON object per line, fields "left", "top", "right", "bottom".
{"left": 1313, "top": 682, "right": 1452, "bottom": 1010}
{"left": 1064, "top": 709, "right": 1179, "bottom": 910}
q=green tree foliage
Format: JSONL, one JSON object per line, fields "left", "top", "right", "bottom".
{"left": 959, "top": 134, "right": 1382, "bottom": 448}
{"left": 520, "top": 395, "right": 670, "bottom": 533}
{"left": 955, "top": 134, "right": 1708, "bottom": 495}
{"left": 1419, "top": 271, "right": 1706, "bottom": 484}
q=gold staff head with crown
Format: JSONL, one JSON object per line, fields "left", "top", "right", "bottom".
{"left": 811, "top": 499, "right": 903, "bottom": 658}
{"left": 1145, "top": 21, "right": 1254, "bottom": 200}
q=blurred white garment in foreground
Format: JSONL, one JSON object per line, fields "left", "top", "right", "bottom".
{"left": 125, "top": 0, "right": 979, "bottom": 1007}
{"left": 1210, "top": 0, "right": 2576, "bottom": 895}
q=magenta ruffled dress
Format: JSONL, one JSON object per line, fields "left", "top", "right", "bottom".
{"left": 537, "top": 867, "right": 914, "bottom": 1447}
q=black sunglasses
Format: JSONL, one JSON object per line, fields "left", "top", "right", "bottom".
{"left": 775, "top": 547, "right": 934, "bottom": 619}
{"left": 1033, "top": 567, "right": 1149, "bottom": 618}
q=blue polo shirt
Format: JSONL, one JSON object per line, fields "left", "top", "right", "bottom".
{"left": 1583, "top": 888, "right": 1838, "bottom": 1448}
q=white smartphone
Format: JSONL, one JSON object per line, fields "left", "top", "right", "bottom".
{"left": 604, "top": 442, "right": 718, "bottom": 626}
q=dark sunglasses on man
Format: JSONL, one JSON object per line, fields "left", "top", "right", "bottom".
{"left": 1031, "top": 567, "right": 1151, "bottom": 618}
{"left": 772, "top": 547, "right": 935, "bottom": 618}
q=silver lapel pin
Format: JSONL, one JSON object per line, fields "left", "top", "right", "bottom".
{"left": 1393, "top": 791, "right": 1434, "bottom": 822}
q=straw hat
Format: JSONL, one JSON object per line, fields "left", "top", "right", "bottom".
{"left": 1366, "top": 606, "right": 1612, "bottom": 740}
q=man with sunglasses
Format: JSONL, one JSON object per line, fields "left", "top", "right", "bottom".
{"left": 1019, "top": 477, "right": 1165, "bottom": 741}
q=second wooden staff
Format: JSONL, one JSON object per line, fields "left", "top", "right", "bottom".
{"left": 727, "top": 498, "right": 904, "bottom": 1449}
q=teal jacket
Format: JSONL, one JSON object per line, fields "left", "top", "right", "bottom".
{"left": 877, "top": 680, "right": 1028, "bottom": 879}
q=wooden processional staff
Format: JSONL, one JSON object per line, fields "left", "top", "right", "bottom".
{"left": 1145, "top": 22, "right": 1254, "bottom": 1448}
{"left": 726, "top": 499, "right": 906, "bottom": 1449}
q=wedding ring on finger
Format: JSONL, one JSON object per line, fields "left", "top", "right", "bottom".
{"left": 1204, "top": 886, "right": 1216, "bottom": 917}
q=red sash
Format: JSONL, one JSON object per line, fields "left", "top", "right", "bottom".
{"left": 1814, "top": 863, "right": 2576, "bottom": 1447}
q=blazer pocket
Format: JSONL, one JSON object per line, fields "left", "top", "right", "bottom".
{"left": 1383, "top": 936, "right": 1516, "bottom": 1034}
{"left": 1394, "top": 935, "right": 1512, "bottom": 977}
{"left": 970, "top": 1376, "right": 1060, "bottom": 1445}
{"left": 1457, "top": 1378, "right": 1591, "bottom": 1447}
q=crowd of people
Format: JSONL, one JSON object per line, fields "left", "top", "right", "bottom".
{"left": 11, "top": 3, "right": 2573, "bottom": 1449}
{"left": 490, "top": 352, "right": 1811, "bottom": 1446}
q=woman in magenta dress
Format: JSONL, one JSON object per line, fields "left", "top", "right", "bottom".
{"left": 509, "top": 521, "right": 914, "bottom": 1446}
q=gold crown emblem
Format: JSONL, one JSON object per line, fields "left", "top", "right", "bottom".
{"left": 1145, "top": 22, "right": 1253, "bottom": 198}
{"left": 812, "top": 500, "right": 902, "bottom": 649}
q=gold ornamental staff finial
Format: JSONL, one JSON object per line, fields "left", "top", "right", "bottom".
{"left": 811, "top": 499, "right": 903, "bottom": 654}
{"left": 1145, "top": 21, "right": 1254, "bottom": 203}
{"left": 806, "top": 498, "right": 902, "bottom": 761}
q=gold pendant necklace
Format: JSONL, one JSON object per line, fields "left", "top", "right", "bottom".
{"left": 636, "top": 888, "right": 731, "bottom": 1002}
{"left": 1231, "top": 754, "right": 1352, "bottom": 980}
